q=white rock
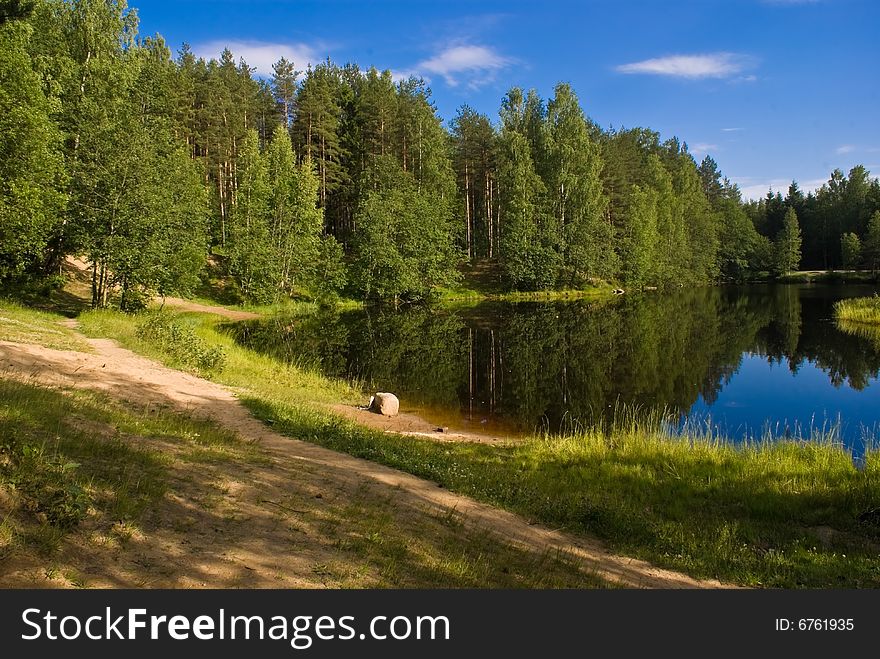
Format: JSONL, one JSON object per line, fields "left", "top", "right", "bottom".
{"left": 369, "top": 392, "right": 400, "bottom": 417}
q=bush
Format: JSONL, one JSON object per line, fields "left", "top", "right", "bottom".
{"left": 135, "top": 312, "right": 226, "bottom": 373}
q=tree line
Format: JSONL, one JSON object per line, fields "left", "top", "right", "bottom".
{"left": 2, "top": 0, "right": 879, "bottom": 308}
{"left": 744, "top": 168, "right": 880, "bottom": 273}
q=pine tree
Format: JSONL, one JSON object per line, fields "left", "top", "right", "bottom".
{"left": 450, "top": 105, "right": 497, "bottom": 259}
{"left": 357, "top": 67, "right": 397, "bottom": 158}
{"left": 271, "top": 57, "right": 299, "bottom": 128}
{"left": 293, "top": 63, "right": 345, "bottom": 234}
{"left": 698, "top": 155, "right": 724, "bottom": 205}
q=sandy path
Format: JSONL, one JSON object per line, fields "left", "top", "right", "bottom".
{"left": 329, "top": 404, "right": 513, "bottom": 444}
{"left": 0, "top": 337, "right": 733, "bottom": 589}
{"left": 157, "top": 297, "right": 261, "bottom": 321}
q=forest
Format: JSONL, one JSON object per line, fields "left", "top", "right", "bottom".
{"left": 2, "top": 0, "right": 880, "bottom": 307}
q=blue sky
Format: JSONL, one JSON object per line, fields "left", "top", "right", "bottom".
{"left": 131, "top": 0, "right": 879, "bottom": 199}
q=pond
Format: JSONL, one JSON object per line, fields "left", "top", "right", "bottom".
{"left": 229, "top": 284, "right": 880, "bottom": 453}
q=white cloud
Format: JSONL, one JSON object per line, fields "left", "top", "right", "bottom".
{"left": 615, "top": 52, "right": 757, "bottom": 79}
{"left": 734, "top": 177, "right": 827, "bottom": 201}
{"left": 690, "top": 143, "right": 719, "bottom": 156}
{"left": 722, "top": 127, "right": 744, "bottom": 132}
{"left": 408, "top": 44, "right": 514, "bottom": 88}
{"left": 389, "top": 69, "right": 415, "bottom": 83}
{"left": 192, "top": 40, "right": 321, "bottom": 77}
{"left": 835, "top": 144, "right": 857, "bottom": 155}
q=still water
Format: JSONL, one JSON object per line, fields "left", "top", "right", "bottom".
{"left": 230, "top": 284, "right": 880, "bottom": 452}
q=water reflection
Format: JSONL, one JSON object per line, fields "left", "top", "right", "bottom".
{"left": 229, "top": 284, "right": 880, "bottom": 450}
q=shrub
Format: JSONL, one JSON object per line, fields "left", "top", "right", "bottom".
{"left": 135, "top": 312, "right": 226, "bottom": 373}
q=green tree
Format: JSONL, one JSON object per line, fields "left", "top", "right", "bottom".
{"left": 0, "top": 14, "right": 66, "bottom": 285}
{"left": 293, "top": 63, "right": 344, "bottom": 214}
{"left": 351, "top": 156, "right": 459, "bottom": 302}
{"left": 451, "top": 105, "right": 497, "bottom": 259}
{"left": 75, "top": 42, "right": 208, "bottom": 309}
{"left": 675, "top": 149, "right": 719, "bottom": 282}
{"left": 0, "top": 0, "right": 34, "bottom": 25}
{"left": 618, "top": 185, "right": 658, "bottom": 287}
{"left": 864, "top": 211, "right": 880, "bottom": 273}
{"left": 717, "top": 196, "right": 761, "bottom": 281}
{"left": 228, "top": 127, "right": 337, "bottom": 302}
{"left": 775, "top": 208, "right": 802, "bottom": 275}
{"left": 840, "top": 232, "right": 862, "bottom": 269}
{"left": 496, "top": 129, "right": 558, "bottom": 289}
{"left": 544, "top": 83, "right": 612, "bottom": 286}
{"left": 266, "top": 126, "right": 326, "bottom": 293}
{"left": 271, "top": 57, "right": 299, "bottom": 128}
{"left": 697, "top": 155, "right": 724, "bottom": 205}
{"left": 227, "top": 130, "right": 274, "bottom": 301}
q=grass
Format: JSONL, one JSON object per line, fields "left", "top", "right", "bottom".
{"left": 312, "top": 485, "right": 611, "bottom": 588}
{"left": 437, "top": 285, "right": 616, "bottom": 303}
{"left": 834, "top": 295, "right": 880, "bottom": 325}
{"left": 76, "top": 306, "right": 880, "bottom": 587}
{"left": 779, "top": 270, "right": 878, "bottom": 284}
{"left": 0, "top": 299, "right": 92, "bottom": 352}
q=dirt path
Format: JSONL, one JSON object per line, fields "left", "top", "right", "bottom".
{"left": 157, "top": 297, "right": 261, "bottom": 321}
{"left": 0, "top": 336, "right": 733, "bottom": 589}
{"left": 329, "top": 404, "right": 513, "bottom": 444}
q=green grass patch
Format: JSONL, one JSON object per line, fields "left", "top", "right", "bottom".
{"left": 779, "top": 271, "right": 878, "bottom": 284}
{"left": 0, "top": 378, "right": 263, "bottom": 559}
{"left": 1, "top": 380, "right": 166, "bottom": 555}
{"left": 436, "top": 284, "right": 616, "bottom": 304}
{"left": 0, "top": 300, "right": 91, "bottom": 352}
{"left": 835, "top": 295, "right": 880, "bottom": 325}
{"left": 318, "top": 487, "right": 611, "bottom": 588}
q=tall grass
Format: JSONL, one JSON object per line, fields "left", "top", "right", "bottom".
{"left": 834, "top": 295, "right": 880, "bottom": 325}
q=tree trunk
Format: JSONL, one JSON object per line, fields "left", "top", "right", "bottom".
{"left": 91, "top": 260, "right": 98, "bottom": 309}
{"left": 486, "top": 173, "right": 493, "bottom": 258}
{"left": 465, "top": 162, "right": 472, "bottom": 260}
{"left": 321, "top": 133, "right": 327, "bottom": 208}
{"left": 468, "top": 328, "right": 474, "bottom": 420}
